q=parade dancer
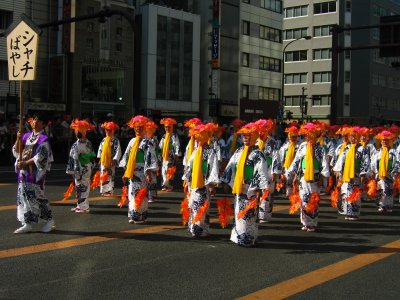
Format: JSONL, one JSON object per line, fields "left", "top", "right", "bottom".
{"left": 279, "top": 125, "right": 300, "bottom": 197}
{"left": 119, "top": 116, "right": 158, "bottom": 223}
{"left": 226, "top": 119, "right": 245, "bottom": 159}
{"left": 333, "top": 127, "right": 370, "bottom": 220}
{"left": 286, "top": 123, "right": 330, "bottom": 232}
{"left": 145, "top": 120, "right": 160, "bottom": 203}
{"left": 182, "top": 124, "right": 220, "bottom": 237}
{"left": 371, "top": 130, "right": 399, "bottom": 213}
{"left": 221, "top": 122, "right": 269, "bottom": 247}
{"left": 159, "top": 118, "right": 181, "bottom": 191}
{"left": 13, "top": 113, "right": 55, "bottom": 233}
{"left": 67, "top": 119, "right": 96, "bottom": 213}
{"left": 182, "top": 118, "right": 202, "bottom": 171}
{"left": 255, "top": 119, "right": 281, "bottom": 223}
{"left": 96, "top": 121, "right": 122, "bottom": 196}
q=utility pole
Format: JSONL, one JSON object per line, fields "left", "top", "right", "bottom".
{"left": 301, "top": 86, "right": 307, "bottom": 123}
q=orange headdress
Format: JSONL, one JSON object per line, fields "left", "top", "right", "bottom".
{"left": 255, "top": 119, "right": 275, "bottom": 136}
{"left": 101, "top": 121, "right": 119, "bottom": 131}
{"left": 389, "top": 125, "right": 400, "bottom": 137}
{"left": 285, "top": 126, "right": 299, "bottom": 137}
{"left": 299, "top": 123, "right": 320, "bottom": 141}
{"left": 237, "top": 122, "right": 259, "bottom": 145}
{"left": 160, "top": 118, "right": 177, "bottom": 126}
{"left": 231, "top": 119, "right": 245, "bottom": 129}
{"left": 375, "top": 130, "right": 396, "bottom": 141}
{"left": 126, "top": 115, "right": 148, "bottom": 128}
{"left": 184, "top": 118, "right": 202, "bottom": 128}
{"left": 189, "top": 124, "right": 211, "bottom": 145}
{"left": 146, "top": 120, "right": 158, "bottom": 137}
{"left": 70, "top": 119, "right": 95, "bottom": 137}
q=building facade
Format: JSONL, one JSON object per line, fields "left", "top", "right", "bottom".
{"left": 283, "top": 0, "right": 400, "bottom": 124}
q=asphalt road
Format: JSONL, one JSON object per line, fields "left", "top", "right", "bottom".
{"left": 0, "top": 165, "right": 399, "bottom": 299}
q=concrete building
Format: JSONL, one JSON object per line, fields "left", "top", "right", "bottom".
{"left": 283, "top": 0, "right": 400, "bottom": 124}
{"left": 133, "top": 0, "right": 200, "bottom": 121}
{"left": 193, "top": 0, "right": 283, "bottom": 122}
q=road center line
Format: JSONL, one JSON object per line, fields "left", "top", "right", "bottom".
{"left": 239, "top": 239, "right": 400, "bottom": 300}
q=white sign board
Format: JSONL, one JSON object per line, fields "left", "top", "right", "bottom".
{"left": 6, "top": 20, "right": 39, "bottom": 81}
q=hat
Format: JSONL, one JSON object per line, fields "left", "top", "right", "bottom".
{"left": 189, "top": 124, "right": 211, "bottom": 144}
{"left": 298, "top": 123, "right": 320, "bottom": 140}
{"left": 255, "top": 119, "right": 275, "bottom": 134}
{"left": 126, "top": 115, "right": 148, "bottom": 128}
{"left": 184, "top": 118, "right": 202, "bottom": 128}
{"left": 375, "top": 130, "right": 396, "bottom": 140}
{"left": 160, "top": 118, "right": 177, "bottom": 126}
{"left": 231, "top": 119, "right": 245, "bottom": 128}
{"left": 70, "top": 119, "right": 95, "bottom": 135}
{"left": 285, "top": 126, "right": 299, "bottom": 136}
{"left": 237, "top": 122, "right": 259, "bottom": 134}
{"left": 101, "top": 121, "right": 119, "bottom": 130}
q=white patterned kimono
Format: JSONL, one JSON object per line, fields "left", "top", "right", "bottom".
{"left": 159, "top": 133, "right": 181, "bottom": 188}
{"left": 13, "top": 131, "right": 54, "bottom": 225}
{"left": 147, "top": 136, "right": 160, "bottom": 201}
{"left": 371, "top": 147, "right": 398, "bottom": 211}
{"left": 257, "top": 137, "right": 281, "bottom": 222}
{"left": 119, "top": 137, "right": 158, "bottom": 222}
{"left": 66, "top": 139, "right": 95, "bottom": 210}
{"left": 182, "top": 145, "right": 220, "bottom": 237}
{"left": 286, "top": 142, "right": 330, "bottom": 228}
{"left": 278, "top": 140, "right": 301, "bottom": 196}
{"left": 333, "top": 144, "right": 370, "bottom": 218}
{"left": 226, "top": 133, "right": 243, "bottom": 159}
{"left": 221, "top": 146, "right": 269, "bottom": 246}
{"left": 96, "top": 136, "right": 122, "bottom": 194}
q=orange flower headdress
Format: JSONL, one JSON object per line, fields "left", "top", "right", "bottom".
{"left": 146, "top": 120, "right": 158, "bottom": 137}
{"left": 231, "top": 119, "right": 245, "bottom": 129}
{"left": 70, "top": 119, "right": 95, "bottom": 137}
{"left": 389, "top": 125, "right": 400, "bottom": 137}
{"left": 237, "top": 122, "right": 259, "bottom": 145}
{"left": 299, "top": 123, "right": 320, "bottom": 141}
{"left": 255, "top": 119, "right": 275, "bottom": 136}
{"left": 189, "top": 124, "right": 211, "bottom": 145}
{"left": 375, "top": 130, "right": 396, "bottom": 141}
{"left": 101, "top": 121, "right": 119, "bottom": 131}
{"left": 160, "top": 118, "right": 177, "bottom": 126}
{"left": 184, "top": 118, "right": 202, "bottom": 128}
{"left": 126, "top": 115, "right": 148, "bottom": 128}
{"left": 285, "top": 125, "right": 299, "bottom": 137}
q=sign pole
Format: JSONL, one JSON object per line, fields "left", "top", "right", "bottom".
{"left": 18, "top": 81, "right": 24, "bottom": 159}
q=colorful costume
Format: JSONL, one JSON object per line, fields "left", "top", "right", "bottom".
{"left": 120, "top": 116, "right": 158, "bottom": 223}
{"left": 221, "top": 122, "right": 269, "bottom": 246}
{"left": 226, "top": 119, "right": 245, "bottom": 159}
{"left": 67, "top": 119, "right": 96, "bottom": 213}
{"left": 146, "top": 120, "right": 160, "bottom": 203}
{"left": 96, "top": 122, "right": 122, "bottom": 196}
{"left": 182, "top": 125, "right": 220, "bottom": 237}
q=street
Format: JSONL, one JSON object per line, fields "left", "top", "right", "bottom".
{"left": 0, "top": 166, "right": 399, "bottom": 299}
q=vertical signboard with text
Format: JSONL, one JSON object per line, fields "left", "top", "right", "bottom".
{"left": 210, "top": 0, "right": 220, "bottom": 117}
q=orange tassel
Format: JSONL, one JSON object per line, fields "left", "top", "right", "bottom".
{"left": 63, "top": 182, "right": 75, "bottom": 201}
{"left": 394, "top": 175, "right": 400, "bottom": 195}
{"left": 237, "top": 198, "right": 258, "bottom": 220}
{"left": 100, "top": 170, "right": 109, "bottom": 184}
{"left": 275, "top": 175, "right": 285, "bottom": 192}
{"left": 166, "top": 166, "right": 176, "bottom": 181}
{"left": 347, "top": 186, "right": 361, "bottom": 203}
{"left": 180, "top": 196, "right": 190, "bottom": 225}
{"left": 134, "top": 188, "right": 148, "bottom": 210}
{"left": 216, "top": 198, "right": 233, "bottom": 228}
{"left": 90, "top": 171, "right": 101, "bottom": 190}
{"left": 326, "top": 175, "right": 334, "bottom": 192}
{"left": 193, "top": 200, "right": 210, "bottom": 224}
{"left": 260, "top": 189, "right": 270, "bottom": 204}
{"left": 366, "top": 179, "right": 377, "bottom": 198}
{"left": 305, "top": 192, "right": 320, "bottom": 214}
{"left": 118, "top": 186, "right": 128, "bottom": 208}
{"left": 330, "top": 187, "right": 339, "bottom": 208}
{"left": 289, "top": 192, "right": 301, "bottom": 214}
{"left": 337, "top": 180, "right": 343, "bottom": 188}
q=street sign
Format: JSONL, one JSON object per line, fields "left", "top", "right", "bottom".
{"left": 6, "top": 15, "right": 40, "bottom": 81}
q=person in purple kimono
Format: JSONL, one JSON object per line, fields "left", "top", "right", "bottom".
{"left": 12, "top": 113, "right": 55, "bottom": 234}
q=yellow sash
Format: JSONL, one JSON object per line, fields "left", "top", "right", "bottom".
{"left": 232, "top": 146, "right": 249, "bottom": 194}
{"left": 186, "top": 136, "right": 195, "bottom": 163}
{"left": 284, "top": 141, "right": 296, "bottom": 169}
{"left": 342, "top": 144, "right": 356, "bottom": 182}
{"left": 258, "top": 138, "right": 265, "bottom": 151}
{"left": 304, "top": 143, "right": 314, "bottom": 181}
{"left": 100, "top": 136, "right": 112, "bottom": 168}
{"left": 123, "top": 137, "right": 141, "bottom": 179}
{"left": 339, "top": 142, "right": 347, "bottom": 155}
{"left": 191, "top": 145, "right": 204, "bottom": 189}
{"left": 162, "top": 132, "right": 171, "bottom": 161}
{"left": 378, "top": 146, "right": 389, "bottom": 179}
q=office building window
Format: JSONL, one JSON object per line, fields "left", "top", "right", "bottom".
{"left": 284, "top": 28, "right": 308, "bottom": 40}
{"left": 87, "top": 6, "right": 95, "bottom": 14}
{"left": 314, "top": 25, "right": 333, "bottom": 37}
{"left": 261, "top": 0, "right": 282, "bottom": 13}
{"left": 243, "top": 20, "right": 250, "bottom": 35}
{"left": 284, "top": 96, "right": 301, "bottom": 106}
{"left": 170, "top": 18, "right": 180, "bottom": 100}
{"left": 313, "top": 72, "right": 331, "bottom": 83}
{"left": 87, "top": 22, "right": 94, "bottom": 32}
{"left": 183, "top": 21, "right": 193, "bottom": 101}
{"left": 86, "top": 38, "right": 94, "bottom": 48}
{"left": 116, "top": 43, "right": 122, "bottom": 52}
{"left": 0, "top": 9, "right": 13, "bottom": 30}
{"left": 242, "top": 0, "right": 250, "bottom": 3}
{"left": 312, "top": 95, "right": 331, "bottom": 106}
{"left": 242, "top": 52, "right": 249, "bottom": 67}
{"left": 345, "top": 71, "right": 351, "bottom": 82}
{"left": 284, "top": 5, "right": 308, "bottom": 18}
{"left": 242, "top": 84, "right": 249, "bottom": 99}
{"left": 313, "top": 48, "right": 332, "bottom": 60}
{"left": 260, "top": 56, "right": 281, "bottom": 72}
{"left": 314, "top": 1, "right": 336, "bottom": 14}
{"left": 0, "top": 61, "right": 8, "bottom": 80}
{"left": 344, "top": 95, "right": 350, "bottom": 106}
{"left": 156, "top": 15, "right": 167, "bottom": 99}
{"left": 260, "top": 25, "right": 281, "bottom": 43}
{"left": 259, "top": 87, "right": 280, "bottom": 101}
{"left": 116, "top": 27, "right": 123, "bottom": 37}
{"left": 345, "top": 50, "right": 351, "bottom": 59}
{"left": 346, "top": 1, "right": 351, "bottom": 12}
{"left": 285, "top": 50, "right": 307, "bottom": 62}
{"left": 285, "top": 73, "right": 307, "bottom": 84}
